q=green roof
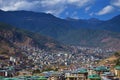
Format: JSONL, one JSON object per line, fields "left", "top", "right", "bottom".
{"left": 31, "top": 76, "right": 40, "bottom": 79}
{"left": 115, "top": 66, "right": 120, "bottom": 70}
{"left": 88, "top": 74, "right": 101, "bottom": 79}
{"left": 16, "top": 76, "right": 47, "bottom": 80}
{"left": 94, "top": 66, "right": 109, "bottom": 71}
{"left": 3, "top": 78, "right": 18, "bottom": 80}
{"left": 77, "top": 68, "right": 88, "bottom": 74}
{"left": 37, "top": 76, "right": 47, "bottom": 80}
{"left": 2, "top": 76, "right": 47, "bottom": 80}
{"left": 0, "top": 76, "right": 4, "bottom": 79}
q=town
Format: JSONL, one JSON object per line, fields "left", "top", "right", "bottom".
{"left": 1, "top": 0, "right": 120, "bottom": 79}
{"left": 0, "top": 46, "right": 120, "bottom": 80}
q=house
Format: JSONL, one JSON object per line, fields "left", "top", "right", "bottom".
{"left": 88, "top": 66, "right": 96, "bottom": 75}
{"left": 76, "top": 68, "right": 88, "bottom": 80}
{"left": 0, "top": 66, "right": 14, "bottom": 77}
{"left": 94, "top": 66, "right": 109, "bottom": 75}
{"left": 45, "top": 71, "right": 64, "bottom": 80}
{"left": 18, "top": 70, "right": 32, "bottom": 76}
{"left": 114, "top": 66, "right": 120, "bottom": 78}
{"left": 65, "top": 68, "right": 88, "bottom": 80}
{"left": 0, "top": 70, "right": 7, "bottom": 77}
{"left": 65, "top": 70, "right": 77, "bottom": 80}
{"left": 101, "top": 72, "right": 114, "bottom": 80}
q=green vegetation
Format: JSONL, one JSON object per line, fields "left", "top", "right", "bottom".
{"left": 114, "top": 52, "right": 120, "bottom": 57}
{"left": 116, "top": 58, "right": 120, "bottom": 66}
{"left": 114, "top": 52, "right": 120, "bottom": 66}
{"left": 32, "top": 69, "right": 41, "bottom": 74}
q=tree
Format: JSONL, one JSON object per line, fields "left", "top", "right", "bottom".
{"left": 116, "top": 58, "right": 120, "bottom": 66}
{"left": 114, "top": 52, "right": 120, "bottom": 57}
{"left": 32, "top": 69, "right": 40, "bottom": 74}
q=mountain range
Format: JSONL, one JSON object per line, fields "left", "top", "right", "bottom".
{"left": 0, "top": 10, "right": 120, "bottom": 49}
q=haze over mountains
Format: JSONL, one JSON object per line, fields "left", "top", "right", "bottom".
{"left": 0, "top": 10, "right": 120, "bottom": 49}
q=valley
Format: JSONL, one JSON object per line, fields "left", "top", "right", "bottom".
{"left": 0, "top": 10, "right": 120, "bottom": 80}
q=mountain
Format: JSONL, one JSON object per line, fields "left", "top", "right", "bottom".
{"left": 101, "top": 15, "right": 120, "bottom": 32}
{"left": 0, "top": 10, "right": 73, "bottom": 38}
{"left": 0, "top": 22, "right": 67, "bottom": 56}
{"left": 66, "top": 17, "right": 103, "bottom": 29}
{"left": 58, "top": 29, "right": 120, "bottom": 49}
{"left": 1, "top": 10, "right": 120, "bottom": 34}
{"left": 0, "top": 10, "right": 120, "bottom": 48}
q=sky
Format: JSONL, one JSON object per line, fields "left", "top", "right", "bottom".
{"left": 0, "top": 0, "right": 120, "bottom": 20}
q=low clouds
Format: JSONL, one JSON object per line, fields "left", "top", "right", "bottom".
{"left": 0, "top": 0, "right": 94, "bottom": 16}
{"left": 96, "top": 5, "right": 115, "bottom": 15}
{"left": 39, "top": 0, "right": 66, "bottom": 16}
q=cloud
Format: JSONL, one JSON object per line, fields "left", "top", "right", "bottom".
{"left": 39, "top": 0, "right": 66, "bottom": 16}
{"left": 65, "top": 11, "right": 79, "bottom": 19}
{"left": 40, "top": 0, "right": 63, "bottom": 7}
{"left": 96, "top": 0, "right": 120, "bottom": 16}
{"left": 39, "top": 0, "right": 94, "bottom": 16}
{"left": 111, "top": 0, "right": 120, "bottom": 7}
{"left": 65, "top": 11, "right": 69, "bottom": 16}
{"left": 0, "top": 0, "right": 2, "bottom": 4}
{"left": 0, "top": 0, "right": 39, "bottom": 11}
{"left": 45, "top": 7, "right": 66, "bottom": 16}
{"left": 0, "top": 0, "right": 95, "bottom": 16}
{"left": 89, "top": 12, "right": 94, "bottom": 16}
{"left": 71, "top": 11, "right": 79, "bottom": 19}
{"left": 66, "top": 0, "right": 94, "bottom": 7}
{"left": 85, "top": 6, "right": 91, "bottom": 12}
{"left": 96, "top": 5, "right": 115, "bottom": 15}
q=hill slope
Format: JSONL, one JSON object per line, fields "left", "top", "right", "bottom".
{"left": 0, "top": 22, "right": 66, "bottom": 55}
{"left": 58, "top": 29, "right": 120, "bottom": 49}
{"left": 101, "top": 15, "right": 120, "bottom": 32}
{"left": 99, "top": 51, "right": 120, "bottom": 66}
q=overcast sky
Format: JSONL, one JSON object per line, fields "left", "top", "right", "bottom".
{"left": 0, "top": 0, "right": 120, "bottom": 20}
